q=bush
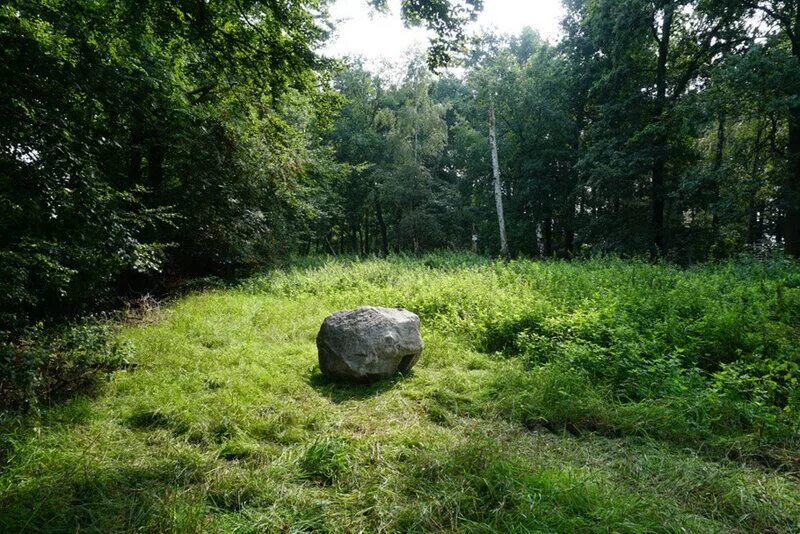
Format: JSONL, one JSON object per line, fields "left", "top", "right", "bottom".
{"left": 0, "top": 321, "right": 131, "bottom": 409}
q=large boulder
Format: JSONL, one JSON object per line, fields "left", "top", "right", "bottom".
{"left": 316, "top": 306, "right": 423, "bottom": 382}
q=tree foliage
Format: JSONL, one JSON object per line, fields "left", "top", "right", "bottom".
{"left": 4, "top": 0, "right": 800, "bottom": 338}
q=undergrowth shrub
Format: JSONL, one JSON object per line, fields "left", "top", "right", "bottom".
{"left": 0, "top": 321, "right": 131, "bottom": 409}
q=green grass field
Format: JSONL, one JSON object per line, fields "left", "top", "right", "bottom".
{"left": 2, "top": 254, "right": 799, "bottom": 532}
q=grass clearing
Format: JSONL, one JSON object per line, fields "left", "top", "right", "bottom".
{"left": 1, "top": 254, "right": 799, "bottom": 532}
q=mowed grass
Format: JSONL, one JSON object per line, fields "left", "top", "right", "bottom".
{"left": 1, "top": 254, "right": 799, "bottom": 532}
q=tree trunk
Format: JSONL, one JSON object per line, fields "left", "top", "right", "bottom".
{"left": 128, "top": 108, "right": 145, "bottom": 187}
{"left": 543, "top": 218, "right": 553, "bottom": 258}
{"left": 747, "top": 202, "right": 758, "bottom": 245}
{"left": 651, "top": 156, "right": 667, "bottom": 256}
{"left": 565, "top": 93, "right": 586, "bottom": 258}
{"left": 711, "top": 111, "right": 725, "bottom": 229}
{"left": 535, "top": 222, "right": 544, "bottom": 255}
{"left": 147, "top": 141, "right": 165, "bottom": 195}
{"left": 489, "top": 102, "right": 509, "bottom": 258}
{"left": 651, "top": 4, "right": 675, "bottom": 259}
{"left": 714, "top": 111, "right": 726, "bottom": 171}
{"left": 564, "top": 216, "right": 575, "bottom": 256}
{"left": 363, "top": 215, "right": 370, "bottom": 255}
{"left": 748, "top": 124, "right": 765, "bottom": 245}
{"left": 375, "top": 196, "right": 389, "bottom": 256}
{"left": 786, "top": 105, "right": 800, "bottom": 257}
{"left": 785, "top": 4, "right": 800, "bottom": 256}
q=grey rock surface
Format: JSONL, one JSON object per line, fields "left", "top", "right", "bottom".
{"left": 316, "top": 306, "right": 423, "bottom": 381}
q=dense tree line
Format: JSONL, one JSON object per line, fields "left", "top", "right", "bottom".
{"left": 0, "top": 0, "right": 475, "bottom": 334}
{"left": 324, "top": 2, "right": 800, "bottom": 262}
{"left": 3, "top": 0, "right": 800, "bottom": 336}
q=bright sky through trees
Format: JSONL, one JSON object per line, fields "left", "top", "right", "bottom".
{"left": 323, "top": 0, "right": 565, "bottom": 66}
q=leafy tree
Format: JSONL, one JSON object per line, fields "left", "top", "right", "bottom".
{"left": 741, "top": 1, "right": 800, "bottom": 257}
{"left": 369, "top": 0, "right": 484, "bottom": 68}
{"left": 0, "top": 0, "right": 333, "bottom": 331}
{"left": 324, "top": 59, "right": 456, "bottom": 254}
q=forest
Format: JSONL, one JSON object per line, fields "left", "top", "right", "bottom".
{"left": 1, "top": 0, "right": 800, "bottom": 532}
{"left": 4, "top": 0, "right": 800, "bottom": 333}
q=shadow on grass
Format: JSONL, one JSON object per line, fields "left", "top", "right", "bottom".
{"left": 0, "top": 452, "right": 208, "bottom": 532}
{"left": 0, "top": 396, "right": 97, "bottom": 476}
{"left": 307, "top": 371, "right": 410, "bottom": 403}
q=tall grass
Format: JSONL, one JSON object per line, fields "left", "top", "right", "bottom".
{"left": 246, "top": 253, "right": 800, "bottom": 461}
{"left": 1, "top": 253, "right": 798, "bottom": 532}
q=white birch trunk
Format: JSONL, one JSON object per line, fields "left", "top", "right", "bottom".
{"left": 489, "top": 102, "right": 509, "bottom": 258}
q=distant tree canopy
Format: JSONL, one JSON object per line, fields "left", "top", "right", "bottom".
{"left": 369, "top": 0, "right": 483, "bottom": 68}
{"left": 325, "top": 1, "right": 800, "bottom": 261}
{"left": 2, "top": 0, "right": 800, "bottom": 335}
